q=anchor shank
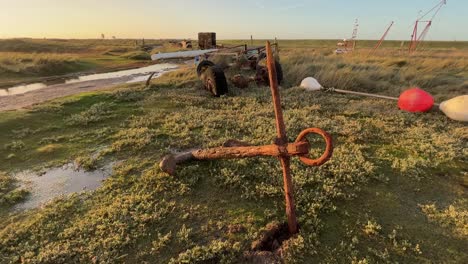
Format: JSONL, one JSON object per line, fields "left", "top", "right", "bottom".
{"left": 266, "top": 41, "right": 299, "bottom": 234}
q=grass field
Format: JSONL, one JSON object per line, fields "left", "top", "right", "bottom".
{"left": 0, "top": 39, "right": 467, "bottom": 263}
{"left": 0, "top": 39, "right": 164, "bottom": 88}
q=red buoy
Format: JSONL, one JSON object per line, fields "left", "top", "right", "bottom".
{"left": 398, "top": 88, "right": 434, "bottom": 113}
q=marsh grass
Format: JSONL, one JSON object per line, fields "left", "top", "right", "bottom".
{"left": 281, "top": 47, "right": 468, "bottom": 101}
{"left": 0, "top": 39, "right": 164, "bottom": 86}
{"left": 66, "top": 102, "right": 115, "bottom": 126}
{"left": 0, "top": 52, "right": 83, "bottom": 77}
{"left": 121, "top": 51, "right": 151, "bottom": 61}
{"left": 0, "top": 42, "right": 466, "bottom": 263}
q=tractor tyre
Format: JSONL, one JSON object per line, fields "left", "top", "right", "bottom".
{"left": 255, "top": 60, "right": 283, "bottom": 86}
{"left": 202, "top": 66, "right": 228, "bottom": 97}
{"left": 197, "top": 60, "right": 215, "bottom": 77}
{"left": 273, "top": 60, "right": 284, "bottom": 85}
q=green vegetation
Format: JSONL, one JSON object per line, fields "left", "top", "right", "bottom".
{"left": 0, "top": 41, "right": 466, "bottom": 263}
{"left": 0, "top": 39, "right": 161, "bottom": 87}
{"left": 0, "top": 172, "right": 28, "bottom": 208}
{"left": 0, "top": 52, "right": 86, "bottom": 81}
{"left": 121, "top": 51, "right": 151, "bottom": 61}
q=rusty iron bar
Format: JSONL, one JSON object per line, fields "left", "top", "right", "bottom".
{"left": 265, "top": 41, "right": 298, "bottom": 234}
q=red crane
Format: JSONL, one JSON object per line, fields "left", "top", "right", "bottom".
{"left": 409, "top": 0, "right": 447, "bottom": 53}
{"left": 370, "top": 21, "right": 394, "bottom": 55}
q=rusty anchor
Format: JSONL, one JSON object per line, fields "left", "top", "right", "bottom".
{"left": 160, "top": 41, "right": 333, "bottom": 234}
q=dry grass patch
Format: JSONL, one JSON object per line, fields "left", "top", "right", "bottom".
{"left": 36, "top": 144, "right": 62, "bottom": 154}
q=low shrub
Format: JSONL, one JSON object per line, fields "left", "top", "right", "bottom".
{"left": 66, "top": 102, "right": 115, "bottom": 126}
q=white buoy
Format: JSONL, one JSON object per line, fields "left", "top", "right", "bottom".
{"left": 439, "top": 95, "right": 468, "bottom": 122}
{"left": 300, "top": 77, "right": 322, "bottom": 91}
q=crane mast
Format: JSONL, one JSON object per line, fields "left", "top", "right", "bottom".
{"left": 371, "top": 21, "right": 394, "bottom": 55}
{"left": 351, "top": 19, "right": 359, "bottom": 51}
{"left": 409, "top": 0, "right": 447, "bottom": 53}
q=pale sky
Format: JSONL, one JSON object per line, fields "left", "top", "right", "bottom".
{"left": 0, "top": 0, "right": 466, "bottom": 40}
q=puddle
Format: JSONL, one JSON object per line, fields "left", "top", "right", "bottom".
{"left": 65, "top": 63, "right": 177, "bottom": 84}
{"left": 14, "top": 163, "right": 113, "bottom": 210}
{"left": 125, "top": 71, "right": 164, "bottom": 83}
{"left": 0, "top": 63, "right": 178, "bottom": 97}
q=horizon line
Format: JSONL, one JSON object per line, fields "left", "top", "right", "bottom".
{"left": 1, "top": 37, "right": 467, "bottom": 42}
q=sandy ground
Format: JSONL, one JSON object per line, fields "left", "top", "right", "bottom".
{"left": 0, "top": 76, "right": 136, "bottom": 111}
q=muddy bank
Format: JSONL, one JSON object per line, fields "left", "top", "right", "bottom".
{"left": 0, "top": 61, "right": 151, "bottom": 89}
{"left": 0, "top": 63, "right": 178, "bottom": 111}
{"left": 0, "top": 77, "right": 131, "bottom": 111}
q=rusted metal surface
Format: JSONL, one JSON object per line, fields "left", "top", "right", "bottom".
{"left": 160, "top": 141, "right": 310, "bottom": 174}
{"left": 295, "top": 128, "right": 333, "bottom": 166}
{"left": 230, "top": 74, "right": 250, "bottom": 89}
{"left": 198, "top": 32, "right": 216, "bottom": 50}
{"left": 265, "top": 41, "right": 298, "bottom": 234}
{"left": 160, "top": 130, "right": 332, "bottom": 175}
{"left": 255, "top": 66, "right": 269, "bottom": 86}
{"left": 160, "top": 41, "right": 333, "bottom": 235}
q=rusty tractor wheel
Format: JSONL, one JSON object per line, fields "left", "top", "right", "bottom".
{"left": 255, "top": 60, "right": 283, "bottom": 86}
{"left": 255, "top": 66, "right": 269, "bottom": 86}
{"left": 274, "top": 60, "right": 284, "bottom": 85}
{"left": 247, "top": 56, "right": 258, "bottom": 70}
{"left": 197, "top": 60, "right": 215, "bottom": 77}
{"left": 202, "top": 66, "right": 228, "bottom": 97}
{"left": 230, "top": 74, "right": 250, "bottom": 89}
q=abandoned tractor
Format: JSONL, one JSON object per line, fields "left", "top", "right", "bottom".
{"left": 196, "top": 43, "right": 283, "bottom": 97}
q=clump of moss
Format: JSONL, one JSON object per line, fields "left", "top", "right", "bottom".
{"left": 4, "top": 140, "right": 25, "bottom": 151}
{"left": 74, "top": 155, "right": 98, "bottom": 171}
{"left": 67, "top": 102, "right": 115, "bottom": 126}
{"left": 0, "top": 172, "right": 28, "bottom": 206}
{"left": 121, "top": 51, "right": 151, "bottom": 61}
{"left": 169, "top": 240, "right": 241, "bottom": 264}
{"left": 420, "top": 201, "right": 468, "bottom": 238}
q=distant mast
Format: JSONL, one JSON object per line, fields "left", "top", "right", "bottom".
{"left": 351, "top": 19, "right": 359, "bottom": 51}
{"left": 370, "top": 21, "right": 395, "bottom": 55}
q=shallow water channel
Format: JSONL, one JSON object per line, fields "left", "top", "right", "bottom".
{"left": 14, "top": 163, "right": 113, "bottom": 210}
{"left": 0, "top": 63, "right": 178, "bottom": 97}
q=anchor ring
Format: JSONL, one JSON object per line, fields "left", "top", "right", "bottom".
{"left": 295, "top": 128, "right": 333, "bottom": 166}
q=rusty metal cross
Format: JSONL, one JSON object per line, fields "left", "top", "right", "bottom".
{"left": 160, "top": 41, "right": 333, "bottom": 234}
